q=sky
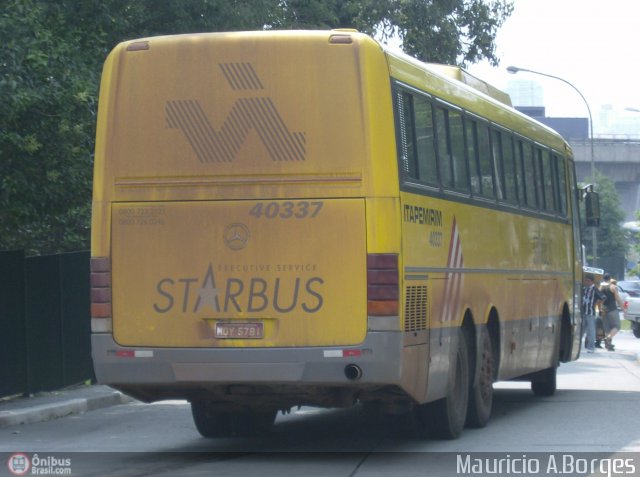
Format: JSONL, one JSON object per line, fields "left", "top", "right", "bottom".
{"left": 465, "top": 0, "right": 640, "bottom": 119}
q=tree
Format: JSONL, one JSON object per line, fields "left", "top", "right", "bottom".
{"left": 581, "top": 172, "right": 629, "bottom": 267}
{"left": 0, "top": 0, "right": 513, "bottom": 255}
{"left": 273, "top": 0, "right": 514, "bottom": 66}
{"left": 0, "top": 0, "right": 280, "bottom": 255}
{"left": 1, "top": 1, "right": 98, "bottom": 255}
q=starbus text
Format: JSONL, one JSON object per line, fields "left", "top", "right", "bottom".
{"left": 153, "top": 264, "right": 324, "bottom": 314}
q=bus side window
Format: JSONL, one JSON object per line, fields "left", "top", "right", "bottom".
{"left": 414, "top": 96, "right": 438, "bottom": 185}
{"left": 465, "top": 118, "right": 481, "bottom": 195}
{"left": 434, "top": 107, "right": 453, "bottom": 188}
{"left": 502, "top": 132, "right": 519, "bottom": 205}
{"left": 534, "top": 148, "right": 546, "bottom": 211}
{"left": 450, "top": 110, "right": 469, "bottom": 192}
{"left": 476, "top": 122, "right": 495, "bottom": 199}
{"left": 491, "top": 129, "right": 505, "bottom": 201}
{"left": 522, "top": 142, "right": 537, "bottom": 208}
{"left": 395, "top": 90, "right": 418, "bottom": 180}
{"left": 541, "top": 149, "right": 556, "bottom": 212}
{"left": 555, "top": 154, "right": 568, "bottom": 215}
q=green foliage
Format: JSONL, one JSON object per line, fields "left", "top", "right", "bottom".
{"left": 1, "top": 0, "right": 513, "bottom": 255}
{"left": 387, "top": 0, "right": 514, "bottom": 65}
{"left": 581, "top": 172, "right": 629, "bottom": 265}
{"left": 1, "top": 0, "right": 98, "bottom": 255}
{"left": 271, "top": 0, "right": 514, "bottom": 66}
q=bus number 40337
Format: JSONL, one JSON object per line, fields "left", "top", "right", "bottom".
{"left": 249, "top": 201, "right": 323, "bottom": 219}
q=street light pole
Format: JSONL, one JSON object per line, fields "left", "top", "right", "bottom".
{"left": 507, "top": 65, "right": 598, "bottom": 265}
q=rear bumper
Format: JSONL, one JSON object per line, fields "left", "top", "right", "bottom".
{"left": 624, "top": 313, "right": 640, "bottom": 323}
{"left": 92, "top": 331, "right": 406, "bottom": 390}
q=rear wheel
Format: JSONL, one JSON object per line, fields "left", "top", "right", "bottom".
{"left": 632, "top": 322, "right": 640, "bottom": 339}
{"left": 466, "top": 327, "right": 494, "bottom": 428}
{"left": 191, "top": 402, "right": 232, "bottom": 438}
{"left": 531, "top": 365, "right": 557, "bottom": 397}
{"left": 415, "top": 328, "right": 469, "bottom": 439}
{"left": 191, "top": 402, "right": 276, "bottom": 438}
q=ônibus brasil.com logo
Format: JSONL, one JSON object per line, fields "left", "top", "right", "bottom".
{"left": 7, "top": 454, "right": 30, "bottom": 476}
{"left": 7, "top": 453, "right": 72, "bottom": 475}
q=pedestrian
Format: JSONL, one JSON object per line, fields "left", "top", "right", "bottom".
{"left": 600, "top": 273, "right": 624, "bottom": 351}
{"left": 582, "top": 273, "right": 603, "bottom": 353}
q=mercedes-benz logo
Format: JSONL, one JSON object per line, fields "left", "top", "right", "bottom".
{"left": 224, "top": 223, "right": 250, "bottom": 250}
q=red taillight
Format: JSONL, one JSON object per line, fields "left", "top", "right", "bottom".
{"left": 367, "top": 254, "right": 399, "bottom": 316}
{"left": 91, "top": 257, "right": 112, "bottom": 320}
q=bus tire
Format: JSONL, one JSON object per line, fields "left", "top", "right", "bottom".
{"left": 466, "top": 327, "right": 494, "bottom": 428}
{"left": 191, "top": 402, "right": 277, "bottom": 438}
{"left": 416, "top": 328, "right": 469, "bottom": 439}
{"left": 229, "top": 410, "right": 277, "bottom": 436}
{"left": 191, "top": 401, "right": 233, "bottom": 438}
{"left": 531, "top": 365, "right": 557, "bottom": 397}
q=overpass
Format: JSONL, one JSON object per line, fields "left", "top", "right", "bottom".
{"left": 570, "top": 138, "right": 640, "bottom": 222}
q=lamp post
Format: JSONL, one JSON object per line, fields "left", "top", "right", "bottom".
{"left": 507, "top": 65, "right": 598, "bottom": 265}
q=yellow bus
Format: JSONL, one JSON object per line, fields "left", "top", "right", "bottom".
{"left": 91, "top": 30, "right": 597, "bottom": 439}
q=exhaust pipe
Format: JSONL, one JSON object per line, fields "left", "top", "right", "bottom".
{"left": 344, "top": 364, "right": 363, "bottom": 381}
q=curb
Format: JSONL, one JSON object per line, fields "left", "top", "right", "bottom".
{"left": 0, "top": 391, "right": 131, "bottom": 428}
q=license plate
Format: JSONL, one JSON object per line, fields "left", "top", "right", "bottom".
{"left": 214, "top": 322, "right": 264, "bottom": 339}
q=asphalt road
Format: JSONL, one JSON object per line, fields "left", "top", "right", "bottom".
{"left": 2, "top": 331, "right": 640, "bottom": 476}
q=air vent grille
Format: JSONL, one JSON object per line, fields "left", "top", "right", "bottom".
{"left": 404, "top": 285, "right": 428, "bottom": 331}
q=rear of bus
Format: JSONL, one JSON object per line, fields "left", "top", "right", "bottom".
{"left": 90, "top": 31, "right": 409, "bottom": 419}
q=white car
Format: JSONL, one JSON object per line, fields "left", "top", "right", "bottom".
{"left": 618, "top": 280, "right": 640, "bottom": 338}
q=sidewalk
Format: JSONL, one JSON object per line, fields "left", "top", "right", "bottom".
{"left": 588, "top": 328, "right": 640, "bottom": 361}
{"left": 0, "top": 383, "right": 133, "bottom": 428}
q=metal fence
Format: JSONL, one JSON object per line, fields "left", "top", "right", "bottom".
{"left": 0, "top": 250, "right": 94, "bottom": 398}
